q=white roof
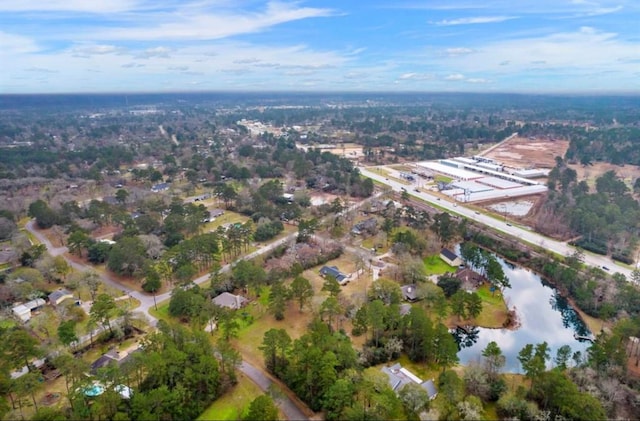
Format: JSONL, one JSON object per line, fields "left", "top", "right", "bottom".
{"left": 12, "top": 304, "right": 30, "bottom": 315}
{"left": 416, "top": 161, "right": 483, "bottom": 181}
{"left": 399, "top": 367, "right": 423, "bottom": 384}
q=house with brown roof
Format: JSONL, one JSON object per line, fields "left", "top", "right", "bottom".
{"left": 455, "top": 268, "right": 485, "bottom": 290}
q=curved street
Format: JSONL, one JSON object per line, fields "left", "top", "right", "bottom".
{"left": 25, "top": 220, "right": 309, "bottom": 420}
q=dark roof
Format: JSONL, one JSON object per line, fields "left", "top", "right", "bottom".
{"left": 319, "top": 266, "right": 347, "bottom": 282}
{"left": 48, "top": 288, "right": 73, "bottom": 303}
{"left": 90, "top": 355, "right": 116, "bottom": 374}
{"left": 151, "top": 183, "right": 169, "bottom": 191}
{"left": 440, "top": 248, "right": 459, "bottom": 261}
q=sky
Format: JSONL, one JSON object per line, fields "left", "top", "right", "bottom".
{"left": 2, "top": 0, "right": 640, "bottom": 94}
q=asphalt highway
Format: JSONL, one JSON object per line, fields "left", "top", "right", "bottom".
{"left": 358, "top": 166, "right": 635, "bottom": 281}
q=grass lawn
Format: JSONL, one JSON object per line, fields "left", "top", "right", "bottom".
{"left": 483, "top": 401, "right": 499, "bottom": 420}
{"left": 204, "top": 211, "right": 250, "bottom": 232}
{"left": 394, "top": 354, "right": 440, "bottom": 383}
{"left": 435, "top": 175, "right": 453, "bottom": 183}
{"left": 423, "top": 255, "right": 457, "bottom": 276}
{"left": 148, "top": 301, "right": 172, "bottom": 325}
{"left": 472, "top": 284, "right": 509, "bottom": 328}
{"left": 361, "top": 237, "right": 388, "bottom": 254}
{"left": 197, "top": 372, "right": 263, "bottom": 421}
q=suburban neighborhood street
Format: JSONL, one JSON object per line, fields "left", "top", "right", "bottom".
{"left": 24, "top": 220, "right": 309, "bottom": 420}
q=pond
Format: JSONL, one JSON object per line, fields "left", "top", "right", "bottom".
{"left": 454, "top": 256, "right": 593, "bottom": 373}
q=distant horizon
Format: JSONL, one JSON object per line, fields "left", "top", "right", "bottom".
{"left": 2, "top": 89, "right": 640, "bottom": 97}
{"left": 3, "top": 1, "right": 639, "bottom": 94}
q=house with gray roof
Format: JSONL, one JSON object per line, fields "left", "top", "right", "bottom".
{"left": 381, "top": 363, "right": 438, "bottom": 400}
{"left": 401, "top": 284, "right": 420, "bottom": 302}
{"left": 212, "top": 292, "right": 248, "bottom": 310}
{"left": 48, "top": 288, "right": 73, "bottom": 307}
{"left": 440, "top": 248, "right": 462, "bottom": 267}
{"left": 319, "top": 265, "right": 349, "bottom": 285}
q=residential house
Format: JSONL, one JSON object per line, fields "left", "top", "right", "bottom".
{"left": 401, "top": 284, "right": 420, "bottom": 302}
{"left": 319, "top": 265, "right": 349, "bottom": 285}
{"left": 282, "top": 193, "right": 294, "bottom": 203}
{"left": 90, "top": 348, "right": 139, "bottom": 375}
{"left": 203, "top": 209, "right": 227, "bottom": 223}
{"left": 440, "top": 248, "right": 463, "bottom": 267}
{"left": 209, "top": 209, "right": 225, "bottom": 220}
{"left": 351, "top": 217, "right": 378, "bottom": 236}
{"left": 151, "top": 182, "right": 169, "bottom": 193}
{"left": 381, "top": 363, "right": 438, "bottom": 400}
{"left": 101, "top": 196, "right": 119, "bottom": 206}
{"left": 212, "top": 292, "right": 248, "bottom": 310}
{"left": 12, "top": 299, "right": 46, "bottom": 322}
{"left": 48, "top": 288, "right": 73, "bottom": 307}
{"left": 455, "top": 268, "right": 484, "bottom": 290}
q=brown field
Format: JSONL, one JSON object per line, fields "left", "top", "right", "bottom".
{"left": 482, "top": 136, "right": 570, "bottom": 169}
{"left": 569, "top": 161, "right": 640, "bottom": 192}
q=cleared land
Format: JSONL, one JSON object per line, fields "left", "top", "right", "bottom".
{"left": 482, "top": 136, "right": 570, "bottom": 169}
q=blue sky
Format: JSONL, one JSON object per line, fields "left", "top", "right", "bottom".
{"left": 2, "top": 0, "right": 640, "bottom": 93}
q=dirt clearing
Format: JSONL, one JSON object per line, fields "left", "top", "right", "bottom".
{"left": 483, "top": 136, "right": 570, "bottom": 169}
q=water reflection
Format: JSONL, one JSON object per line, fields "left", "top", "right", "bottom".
{"left": 453, "top": 326, "right": 480, "bottom": 350}
{"left": 456, "top": 255, "right": 591, "bottom": 373}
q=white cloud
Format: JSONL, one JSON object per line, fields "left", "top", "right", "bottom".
{"left": 70, "top": 44, "right": 126, "bottom": 57}
{"left": 434, "top": 16, "right": 516, "bottom": 26}
{"left": 0, "top": 0, "right": 145, "bottom": 13}
{"left": 466, "top": 78, "right": 489, "bottom": 83}
{"left": 444, "top": 73, "right": 465, "bottom": 80}
{"left": 397, "top": 72, "right": 435, "bottom": 80}
{"left": 441, "top": 26, "right": 639, "bottom": 74}
{"left": 445, "top": 47, "right": 475, "bottom": 56}
{"left": 136, "top": 46, "right": 172, "bottom": 59}
{"left": 0, "top": 31, "right": 39, "bottom": 54}
{"left": 87, "top": 1, "right": 335, "bottom": 41}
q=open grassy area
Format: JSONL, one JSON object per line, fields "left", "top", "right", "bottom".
{"left": 423, "top": 255, "right": 457, "bottom": 276}
{"left": 472, "top": 284, "right": 509, "bottom": 328}
{"left": 394, "top": 354, "right": 440, "bottom": 384}
{"left": 435, "top": 175, "right": 453, "bottom": 183}
{"left": 148, "top": 300, "right": 172, "bottom": 324}
{"left": 197, "top": 373, "right": 263, "bottom": 421}
{"left": 203, "top": 210, "right": 250, "bottom": 232}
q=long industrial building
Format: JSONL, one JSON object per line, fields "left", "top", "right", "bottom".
{"left": 415, "top": 157, "right": 548, "bottom": 203}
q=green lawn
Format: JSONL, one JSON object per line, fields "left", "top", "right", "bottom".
{"left": 423, "top": 255, "right": 457, "bottom": 276}
{"left": 197, "top": 373, "right": 263, "bottom": 421}
{"left": 473, "top": 284, "right": 508, "bottom": 328}
{"left": 148, "top": 301, "right": 172, "bottom": 324}
{"left": 435, "top": 175, "right": 453, "bottom": 183}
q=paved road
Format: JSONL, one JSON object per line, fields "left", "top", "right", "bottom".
{"left": 25, "top": 221, "right": 308, "bottom": 419}
{"left": 239, "top": 361, "right": 308, "bottom": 420}
{"left": 24, "top": 192, "right": 385, "bottom": 419}
{"left": 358, "top": 166, "right": 635, "bottom": 281}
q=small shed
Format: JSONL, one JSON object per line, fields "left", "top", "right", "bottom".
{"left": 440, "top": 248, "right": 463, "bottom": 267}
